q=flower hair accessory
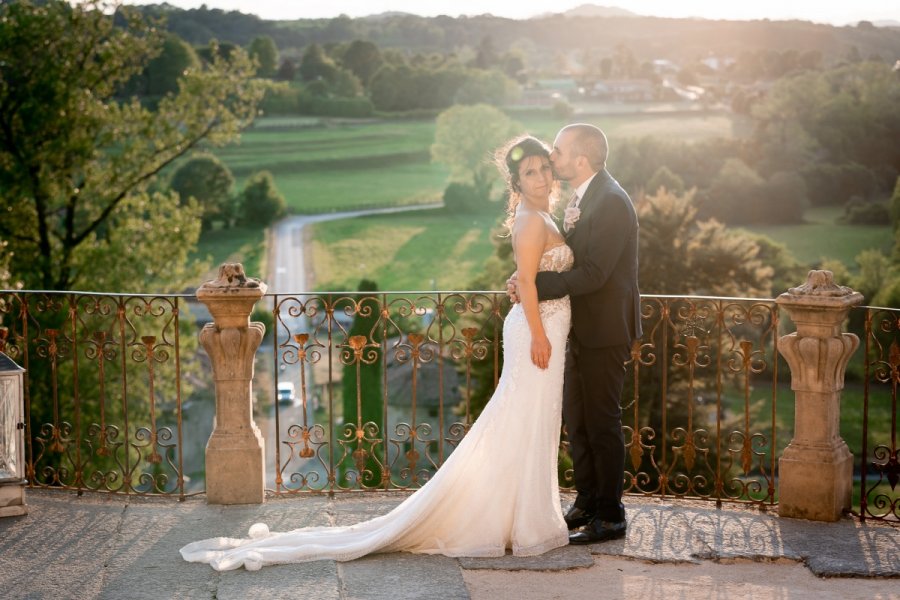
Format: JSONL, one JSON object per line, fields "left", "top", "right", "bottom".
{"left": 509, "top": 145, "right": 524, "bottom": 162}
{"left": 564, "top": 205, "right": 581, "bottom": 232}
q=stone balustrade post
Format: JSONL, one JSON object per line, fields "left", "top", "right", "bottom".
{"left": 196, "top": 263, "right": 267, "bottom": 504}
{"left": 776, "top": 270, "right": 863, "bottom": 521}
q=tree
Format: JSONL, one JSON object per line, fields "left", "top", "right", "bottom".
{"left": 851, "top": 249, "right": 891, "bottom": 302}
{"left": 890, "top": 176, "right": 900, "bottom": 231}
{"left": 0, "top": 0, "right": 267, "bottom": 291}
{"left": 339, "top": 40, "right": 383, "bottom": 85}
{"left": 329, "top": 68, "right": 363, "bottom": 97}
{"left": 470, "top": 36, "right": 498, "bottom": 70}
{"left": 299, "top": 43, "right": 339, "bottom": 82}
{"left": 760, "top": 171, "right": 807, "bottom": 224}
{"left": 169, "top": 154, "right": 235, "bottom": 231}
{"left": 698, "top": 159, "right": 765, "bottom": 225}
{"left": 637, "top": 189, "right": 773, "bottom": 297}
{"left": 431, "top": 104, "right": 519, "bottom": 199}
{"left": 123, "top": 33, "right": 200, "bottom": 98}
{"left": 646, "top": 166, "right": 685, "bottom": 195}
{"left": 441, "top": 182, "right": 485, "bottom": 214}
{"left": 238, "top": 171, "right": 286, "bottom": 226}
{"left": 0, "top": 238, "right": 12, "bottom": 289}
{"left": 454, "top": 69, "right": 519, "bottom": 106}
{"left": 249, "top": 35, "right": 278, "bottom": 78}
{"left": 752, "top": 62, "right": 900, "bottom": 176}
{"left": 276, "top": 58, "right": 297, "bottom": 82}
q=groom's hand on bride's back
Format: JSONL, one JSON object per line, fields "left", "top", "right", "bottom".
{"left": 506, "top": 272, "right": 520, "bottom": 304}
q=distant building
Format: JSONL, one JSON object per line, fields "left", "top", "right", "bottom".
{"left": 518, "top": 88, "right": 565, "bottom": 107}
{"left": 700, "top": 56, "right": 736, "bottom": 71}
{"left": 651, "top": 59, "right": 679, "bottom": 75}
{"left": 591, "top": 79, "right": 656, "bottom": 102}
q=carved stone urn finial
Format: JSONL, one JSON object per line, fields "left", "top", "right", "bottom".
{"left": 196, "top": 263, "right": 267, "bottom": 329}
{"left": 777, "top": 270, "right": 864, "bottom": 338}
{"left": 775, "top": 269, "right": 864, "bottom": 522}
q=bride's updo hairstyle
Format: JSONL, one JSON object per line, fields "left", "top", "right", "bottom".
{"left": 494, "top": 135, "right": 556, "bottom": 233}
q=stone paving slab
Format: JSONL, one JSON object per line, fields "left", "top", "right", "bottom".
{"left": 340, "top": 552, "right": 469, "bottom": 599}
{"left": 1, "top": 490, "right": 897, "bottom": 600}
{"left": 458, "top": 545, "right": 594, "bottom": 571}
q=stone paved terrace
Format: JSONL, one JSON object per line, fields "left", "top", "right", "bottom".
{"left": 1, "top": 490, "right": 897, "bottom": 600}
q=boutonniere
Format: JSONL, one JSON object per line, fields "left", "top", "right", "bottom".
{"left": 564, "top": 205, "right": 581, "bottom": 232}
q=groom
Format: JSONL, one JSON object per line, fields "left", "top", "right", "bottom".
{"left": 513, "top": 123, "right": 641, "bottom": 544}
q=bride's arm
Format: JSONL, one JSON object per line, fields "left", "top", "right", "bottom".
{"left": 512, "top": 213, "right": 550, "bottom": 370}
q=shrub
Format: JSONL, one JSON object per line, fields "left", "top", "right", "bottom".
{"left": 297, "top": 93, "right": 374, "bottom": 117}
{"left": 801, "top": 163, "right": 878, "bottom": 206}
{"left": 442, "top": 182, "right": 488, "bottom": 213}
{"left": 839, "top": 198, "right": 890, "bottom": 225}
{"left": 260, "top": 84, "right": 301, "bottom": 115}
{"left": 239, "top": 171, "right": 286, "bottom": 226}
{"left": 169, "top": 153, "right": 235, "bottom": 230}
{"left": 550, "top": 99, "right": 574, "bottom": 120}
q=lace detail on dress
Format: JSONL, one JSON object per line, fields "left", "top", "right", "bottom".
{"left": 538, "top": 244, "right": 573, "bottom": 320}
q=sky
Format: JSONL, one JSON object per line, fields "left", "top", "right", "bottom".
{"left": 121, "top": 1, "right": 900, "bottom": 25}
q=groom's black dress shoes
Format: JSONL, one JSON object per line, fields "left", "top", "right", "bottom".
{"left": 563, "top": 506, "right": 595, "bottom": 530}
{"left": 568, "top": 519, "right": 627, "bottom": 544}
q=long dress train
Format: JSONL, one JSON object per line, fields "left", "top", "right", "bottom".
{"left": 180, "top": 244, "right": 575, "bottom": 571}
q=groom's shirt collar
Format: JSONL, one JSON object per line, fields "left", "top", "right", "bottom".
{"left": 573, "top": 172, "right": 598, "bottom": 207}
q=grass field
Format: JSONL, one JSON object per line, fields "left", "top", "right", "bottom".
{"left": 310, "top": 206, "right": 501, "bottom": 291}
{"left": 212, "top": 119, "right": 447, "bottom": 213}
{"left": 192, "top": 225, "right": 267, "bottom": 281}
{"left": 739, "top": 206, "right": 895, "bottom": 271}
{"left": 210, "top": 111, "right": 741, "bottom": 216}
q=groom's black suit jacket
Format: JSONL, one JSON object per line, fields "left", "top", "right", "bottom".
{"left": 536, "top": 170, "right": 642, "bottom": 348}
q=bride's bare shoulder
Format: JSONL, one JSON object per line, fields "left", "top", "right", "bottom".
{"left": 512, "top": 210, "right": 546, "bottom": 233}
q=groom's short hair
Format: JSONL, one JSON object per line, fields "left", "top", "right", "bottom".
{"left": 563, "top": 124, "right": 608, "bottom": 172}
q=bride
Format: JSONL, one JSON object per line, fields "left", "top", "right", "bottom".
{"left": 180, "top": 136, "right": 574, "bottom": 570}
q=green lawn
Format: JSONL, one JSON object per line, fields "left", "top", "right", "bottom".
{"left": 719, "top": 377, "right": 895, "bottom": 510}
{"left": 738, "top": 206, "right": 894, "bottom": 271}
{"left": 310, "top": 206, "right": 501, "bottom": 291}
{"left": 208, "top": 111, "right": 740, "bottom": 217}
{"left": 213, "top": 119, "right": 446, "bottom": 213}
{"left": 192, "top": 225, "right": 267, "bottom": 281}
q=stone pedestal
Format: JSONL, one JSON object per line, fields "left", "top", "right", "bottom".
{"left": 197, "top": 264, "right": 267, "bottom": 505}
{"left": 0, "top": 351, "right": 27, "bottom": 517}
{"left": 776, "top": 270, "right": 863, "bottom": 521}
{"left": 0, "top": 483, "right": 27, "bottom": 517}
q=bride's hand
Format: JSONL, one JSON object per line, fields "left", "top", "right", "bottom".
{"left": 531, "top": 334, "right": 551, "bottom": 370}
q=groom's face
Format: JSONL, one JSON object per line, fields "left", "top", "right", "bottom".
{"left": 549, "top": 130, "right": 577, "bottom": 183}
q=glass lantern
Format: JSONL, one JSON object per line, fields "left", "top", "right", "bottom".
{"left": 0, "top": 351, "right": 27, "bottom": 517}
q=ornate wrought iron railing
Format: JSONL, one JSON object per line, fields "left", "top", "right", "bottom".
{"left": 263, "top": 292, "right": 782, "bottom": 510}
{"left": 1, "top": 288, "right": 895, "bottom": 523}
{"left": 854, "top": 305, "right": 900, "bottom": 523}
{"left": 0, "top": 291, "right": 191, "bottom": 499}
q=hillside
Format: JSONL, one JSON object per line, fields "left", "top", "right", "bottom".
{"left": 133, "top": 4, "right": 900, "bottom": 64}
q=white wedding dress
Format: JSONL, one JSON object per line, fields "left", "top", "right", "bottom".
{"left": 180, "top": 244, "right": 574, "bottom": 571}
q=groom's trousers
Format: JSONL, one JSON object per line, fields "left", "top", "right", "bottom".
{"left": 563, "top": 339, "right": 630, "bottom": 523}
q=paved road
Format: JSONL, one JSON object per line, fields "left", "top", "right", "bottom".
{"left": 261, "top": 203, "right": 443, "bottom": 488}
{"left": 268, "top": 204, "right": 442, "bottom": 294}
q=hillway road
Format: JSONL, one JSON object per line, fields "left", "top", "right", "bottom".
{"left": 268, "top": 203, "right": 442, "bottom": 294}
{"left": 259, "top": 203, "right": 442, "bottom": 488}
